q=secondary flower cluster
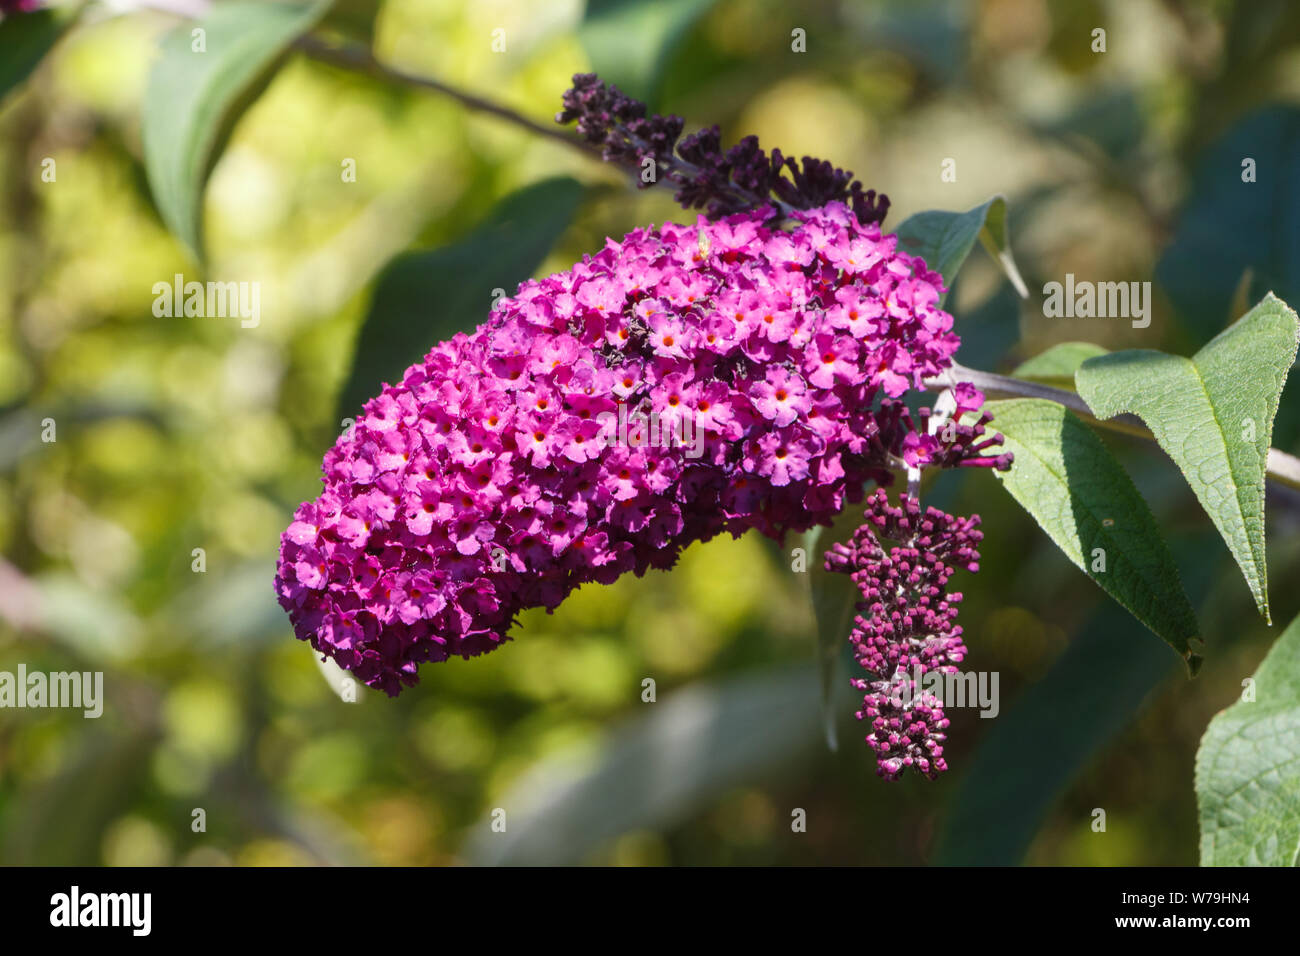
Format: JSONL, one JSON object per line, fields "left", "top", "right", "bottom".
{"left": 825, "top": 489, "right": 983, "bottom": 780}
{"left": 557, "top": 73, "right": 890, "bottom": 225}
{"left": 275, "top": 201, "right": 1002, "bottom": 696}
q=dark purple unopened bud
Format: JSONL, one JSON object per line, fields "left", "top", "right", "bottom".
{"left": 556, "top": 73, "right": 890, "bottom": 225}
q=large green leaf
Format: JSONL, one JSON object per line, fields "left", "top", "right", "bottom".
{"left": 1197, "top": 610, "right": 1300, "bottom": 866}
{"left": 461, "top": 666, "right": 825, "bottom": 865}
{"left": 0, "top": 5, "right": 80, "bottom": 107}
{"left": 894, "top": 196, "right": 1028, "bottom": 304}
{"left": 141, "top": 0, "right": 330, "bottom": 260}
{"left": 336, "top": 177, "right": 585, "bottom": 423}
{"left": 579, "top": 0, "right": 717, "bottom": 106}
{"left": 1075, "top": 294, "right": 1299, "bottom": 623}
{"left": 984, "top": 398, "right": 1200, "bottom": 669}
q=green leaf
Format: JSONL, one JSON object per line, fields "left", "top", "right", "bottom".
{"left": 579, "top": 0, "right": 717, "bottom": 107}
{"left": 894, "top": 196, "right": 1028, "bottom": 305}
{"left": 141, "top": 0, "right": 330, "bottom": 261}
{"left": 1011, "top": 341, "right": 1109, "bottom": 388}
{"left": 336, "top": 177, "right": 585, "bottom": 423}
{"left": 984, "top": 398, "right": 1201, "bottom": 669}
{"left": 1197, "top": 610, "right": 1300, "bottom": 866}
{"left": 461, "top": 666, "right": 825, "bottom": 865}
{"left": 935, "top": 602, "right": 1176, "bottom": 865}
{"left": 1075, "top": 293, "right": 1299, "bottom": 623}
{"left": 0, "top": 6, "right": 80, "bottom": 107}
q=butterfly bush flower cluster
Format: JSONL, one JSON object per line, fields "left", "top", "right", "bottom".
{"left": 277, "top": 73, "right": 1014, "bottom": 778}
{"left": 276, "top": 199, "right": 1007, "bottom": 703}
{"left": 825, "top": 490, "right": 984, "bottom": 780}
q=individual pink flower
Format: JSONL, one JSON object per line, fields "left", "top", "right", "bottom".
{"left": 748, "top": 368, "right": 811, "bottom": 427}
{"left": 806, "top": 332, "right": 864, "bottom": 388}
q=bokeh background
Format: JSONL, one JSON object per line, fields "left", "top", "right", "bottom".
{"left": 3, "top": 0, "right": 1300, "bottom": 866}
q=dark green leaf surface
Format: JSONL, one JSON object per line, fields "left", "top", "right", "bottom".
{"left": 985, "top": 398, "right": 1200, "bottom": 667}
{"left": 1157, "top": 107, "right": 1300, "bottom": 345}
{"left": 801, "top": 503, "right": 871, "bottom": 752}
{"left": 0, "top": 6, "right": 79, "bottom": 107}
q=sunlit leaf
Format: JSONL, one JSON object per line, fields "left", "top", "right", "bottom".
{"left": 1197, "top": 609, "right": 1300, "bottom": 866}
{"left": 1075, "top": 293, "right": 1299, "bottom": 622}
{"left": 142, "top": 0, "right": 331, "bottom": 260}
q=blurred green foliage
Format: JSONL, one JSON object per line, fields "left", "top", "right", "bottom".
{"left": 2, "top": 0, "right": 1300, "bottom": 866}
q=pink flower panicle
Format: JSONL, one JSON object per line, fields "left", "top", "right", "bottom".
{"left": 276, "top": 201, "right": 986, "bottom": 696}
{"left": 824, "top": 489, "right": 983, "bottom": 781}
